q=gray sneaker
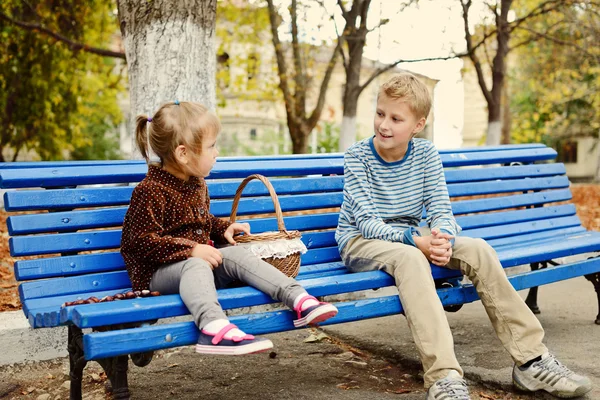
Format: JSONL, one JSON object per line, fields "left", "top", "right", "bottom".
{"left": 426, "top": 370, "right": 471, "bottom": 400}
{"left": 512, "top": 352, "right": 592, "bottom": 398}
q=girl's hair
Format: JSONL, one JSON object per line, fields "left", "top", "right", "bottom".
{"left": 135, "top": 102, "right": 221, "bottom": 165}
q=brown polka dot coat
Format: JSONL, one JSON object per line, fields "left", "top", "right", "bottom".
{"left": 121, "top": 165, "right": 231, "bottom": 291}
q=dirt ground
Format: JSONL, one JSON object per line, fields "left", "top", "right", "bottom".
{"left": 0, "top": 329, "right": 537, "bottom": 400}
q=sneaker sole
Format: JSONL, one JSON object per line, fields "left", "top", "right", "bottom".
{"left": 513, "top": 373, "right": 593, "bottom": 399}
{"left": 195, "top": 340, "right": 273, "bottom": 355}
{"left": 293, "top": 305, "right": 338, "bottom": 328}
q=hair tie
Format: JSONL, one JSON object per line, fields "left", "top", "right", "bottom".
{"left": 174, "top": 100, "right": 180, "bottom": 105}
{"left": 147, "top": 117, "right": 152, "bottom": 122}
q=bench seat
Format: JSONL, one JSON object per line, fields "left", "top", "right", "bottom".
{"left": 2, "top": 143, "right": 599, "bottom": 367}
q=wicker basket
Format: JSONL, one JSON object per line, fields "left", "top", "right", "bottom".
{"left": 230, "top": 174, "right": 302, "bottom": 278}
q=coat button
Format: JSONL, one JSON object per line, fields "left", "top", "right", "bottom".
{"left": 199, "top": 209, "right": 205, "bottom": 215}
{"left": 196, "top": 229, "right": 203, "bottom": 235}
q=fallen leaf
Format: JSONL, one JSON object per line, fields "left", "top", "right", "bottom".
{"left": 303, "top": 332, "right": 329, "bottom": 343}
{"left": 336, "top": 383, "right": 360, "bottom": 390}
{"left": 386, "top": 388, "right": 413, "bottom": 394}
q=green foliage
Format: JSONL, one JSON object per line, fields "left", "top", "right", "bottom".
{"left": 215, "top": 1, "right": 280, "bottom": 107}
{"left": 509, "top": 2, "right": 599, "bottom": 145}
{"left": 316, "top": 122, "right": 339, "bottom": 153}
{"left": 0, "top": 0, "right": 124, "bottom": 161}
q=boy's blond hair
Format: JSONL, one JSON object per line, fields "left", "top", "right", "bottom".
{"left": 379, "top": 73, "right": 432, "bottom": 120}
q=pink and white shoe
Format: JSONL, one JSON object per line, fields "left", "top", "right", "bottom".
{"left": 196, "top": 323, "right": 273, "bottom": 355}
{"left": 293, "top": 295, "right": 338, "bottom": 328}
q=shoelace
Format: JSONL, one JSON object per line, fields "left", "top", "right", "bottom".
{"left": 534, "top": 354, "right": 574, "bottom": 378}
{"left": 437, "top": 377, "right": 470, "bottom": 399}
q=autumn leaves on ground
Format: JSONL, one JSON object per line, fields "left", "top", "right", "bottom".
{"left": 1, "top": 184, "right": 600, "bottom": 312}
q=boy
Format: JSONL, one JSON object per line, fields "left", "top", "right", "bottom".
{"left": 335, "top": 73, "right": 592, "bottom": 399}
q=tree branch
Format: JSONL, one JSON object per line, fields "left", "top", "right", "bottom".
{"left": 358, "top": 53, "right": 467, "bottom": 95}
{"left": 513, "top": 25, "right": 600, "bottom": 62}
{"left": 308, "top": 39, "right": 341, "bottom": 128}
{"left": 290, "top": 0, "right": 306, "bottom": 113}
{"left": 460, "top": 0, "right": 492, "bottom": 105}
{"left": 266, "top": 0, "right": 295, "bottom": 117}
{"left": 0, "top": 12, "right": 126, "bottom": 59}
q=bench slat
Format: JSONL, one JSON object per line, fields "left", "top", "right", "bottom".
{"left": 451, "top": 189, "right": 571, "bottom": 215}
{"left": 461, "top": 215, "right": 581, "bottom": 240}
{"left": 488, "top": 226, "right": 585, "bottom": 247}
{"left": 23, "top": 230, "right": 600, "bottom": 328}
{"left": 3, "top": 163, "right": 567, "bottom": 212}
{"left": 0, "top": 148, "right": 557, "bottom": 189}
{"left": 63, "top": 233, "right": 600, "bottom": 329}
{"left": 80, "top": 257, "right": 600, "bottom": 359}
{"left": 19, "top": 228, "right": 600, "bottom": 322}
{"left": 7, "top": 174, "right": 570, "bottom": 236}
{"left": 13, "top": 205, "right": 579, "bottom": 281}
{"left": 0, "top": 144, "right": 548, "bottom": 170}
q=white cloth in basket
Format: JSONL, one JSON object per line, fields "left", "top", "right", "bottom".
{"left": 236, "top": 238, "right": 307, "bottom": 260}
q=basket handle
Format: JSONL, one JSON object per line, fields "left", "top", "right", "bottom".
{"left": 230, "top": 174, "right": 286, "bottom": 232}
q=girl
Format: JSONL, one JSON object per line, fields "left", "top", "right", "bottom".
{"left": 121, "top": 101, "right": 338, "bottom": 355}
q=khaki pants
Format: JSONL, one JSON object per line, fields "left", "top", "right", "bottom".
{"left": 340, "top": 230, "right": 547, "bottom": 388}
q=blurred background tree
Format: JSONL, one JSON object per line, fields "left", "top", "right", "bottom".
{"left": 510, "top": 1, "right": 599, "bottom": 147}
{"left": 0, "top": 0, "right": 124, "bottom": 161}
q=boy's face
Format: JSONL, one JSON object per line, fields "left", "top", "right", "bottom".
{"left": 373, "top": 94, "right": 426, "bottom": 161}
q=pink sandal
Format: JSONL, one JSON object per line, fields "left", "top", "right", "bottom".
{"left": 293, "top": 295, "right": 338, "bottom": 328}
{"left": 196, "top": 323, "right": 273, "bottom": 355}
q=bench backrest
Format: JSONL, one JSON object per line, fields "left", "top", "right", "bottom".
{"left": 2, "top": 144, "right": 581, "bottom": 328}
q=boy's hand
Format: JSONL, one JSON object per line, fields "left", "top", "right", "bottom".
{"left": 190, "top": 244, "right": 223, "bottom": 269}
{"left": 414, "top": 228, "right": 454, "bottom": 266}
{"left": 429, "top": 228, "right": 453, "bottom": 266}
{"left": 224, "top": 222, "right": 251, "bottom": 245}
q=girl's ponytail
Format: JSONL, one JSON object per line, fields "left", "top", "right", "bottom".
{"left": 135, "top": 115, "right": 150, "bottom": 162}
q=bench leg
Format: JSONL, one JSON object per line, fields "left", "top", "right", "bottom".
{"left": 67, "top": 325, "right": 87, "bottom": 400}
{"left": 584, "top": 271, "right": 600, "bottom": 325}
{"left": 525, "top": 262, "right": 547, "bottom": 314}
{"left": 436, "top": 279, "right": 464, "bottom": 312}
{"left": 96, "top": 355, "right": 130, "bottom": 399}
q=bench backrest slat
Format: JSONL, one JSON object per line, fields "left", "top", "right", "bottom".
{"left": 4, "top": 163, "right": 566, "bottom": 212}
{"left": 0, "top": 148, "right": 557, "bottom": 188}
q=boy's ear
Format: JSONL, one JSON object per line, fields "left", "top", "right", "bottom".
{"left": 412, "top": 117, "right": 427, "bottom": 135}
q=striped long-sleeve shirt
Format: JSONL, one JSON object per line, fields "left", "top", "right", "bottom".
{"left": 335, "top": 137, "right": 461, "bottom": 253}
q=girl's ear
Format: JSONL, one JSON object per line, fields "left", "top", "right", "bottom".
{"left": 174, "top": 145, "right": 188, "bottom": 164}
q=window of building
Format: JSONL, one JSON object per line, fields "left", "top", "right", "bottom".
{"left": 250, "top": 128, "right": 257, "bottom": 140}
{"left": 556, "top": 140, "right": 578, "bottom": 163}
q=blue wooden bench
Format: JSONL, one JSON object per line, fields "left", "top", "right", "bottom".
{"left": 1, "top": 143, "right": 599, "bottom": 400}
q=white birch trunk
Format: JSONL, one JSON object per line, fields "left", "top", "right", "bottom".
{"left": 117, "top": 0, "right": 217, "bottom": 158}
{"left": 339, "top": 116, "right": 357, "bottom": 152}
{"left": 486, "top": 120, "right": 502, "bottom": 146}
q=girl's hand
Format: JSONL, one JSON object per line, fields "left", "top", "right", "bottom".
{"left": 224, "top": 222, "right": 251, "bottom": 245}
{"left": 190, "top": 244, "right": 223, "bottom": 269}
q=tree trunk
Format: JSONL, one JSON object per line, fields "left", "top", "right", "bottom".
{"left": 117, "top": 0, "right": 217, "bottom": 157}
{"left": 501, "top": 78, "right": 511, "bottom": 144}
{"left": 287, "top": 120, "right": 309, "bottom": 154}
{"left": 340, "top": 116, "right": 358, "bottom": 151}
{"left": 338, "top": 0, "right": 370, "bottom": 152}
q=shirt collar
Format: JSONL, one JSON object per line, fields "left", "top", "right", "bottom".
{"left": 147, "top": 165, "right": 201, "bottom": 191}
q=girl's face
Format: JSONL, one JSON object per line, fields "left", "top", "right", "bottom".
{"left": 166, "top": 130, "right": 219, "bottom": 180}
{"left": 193, "top": 130, "right": 219, "bottom": 177}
